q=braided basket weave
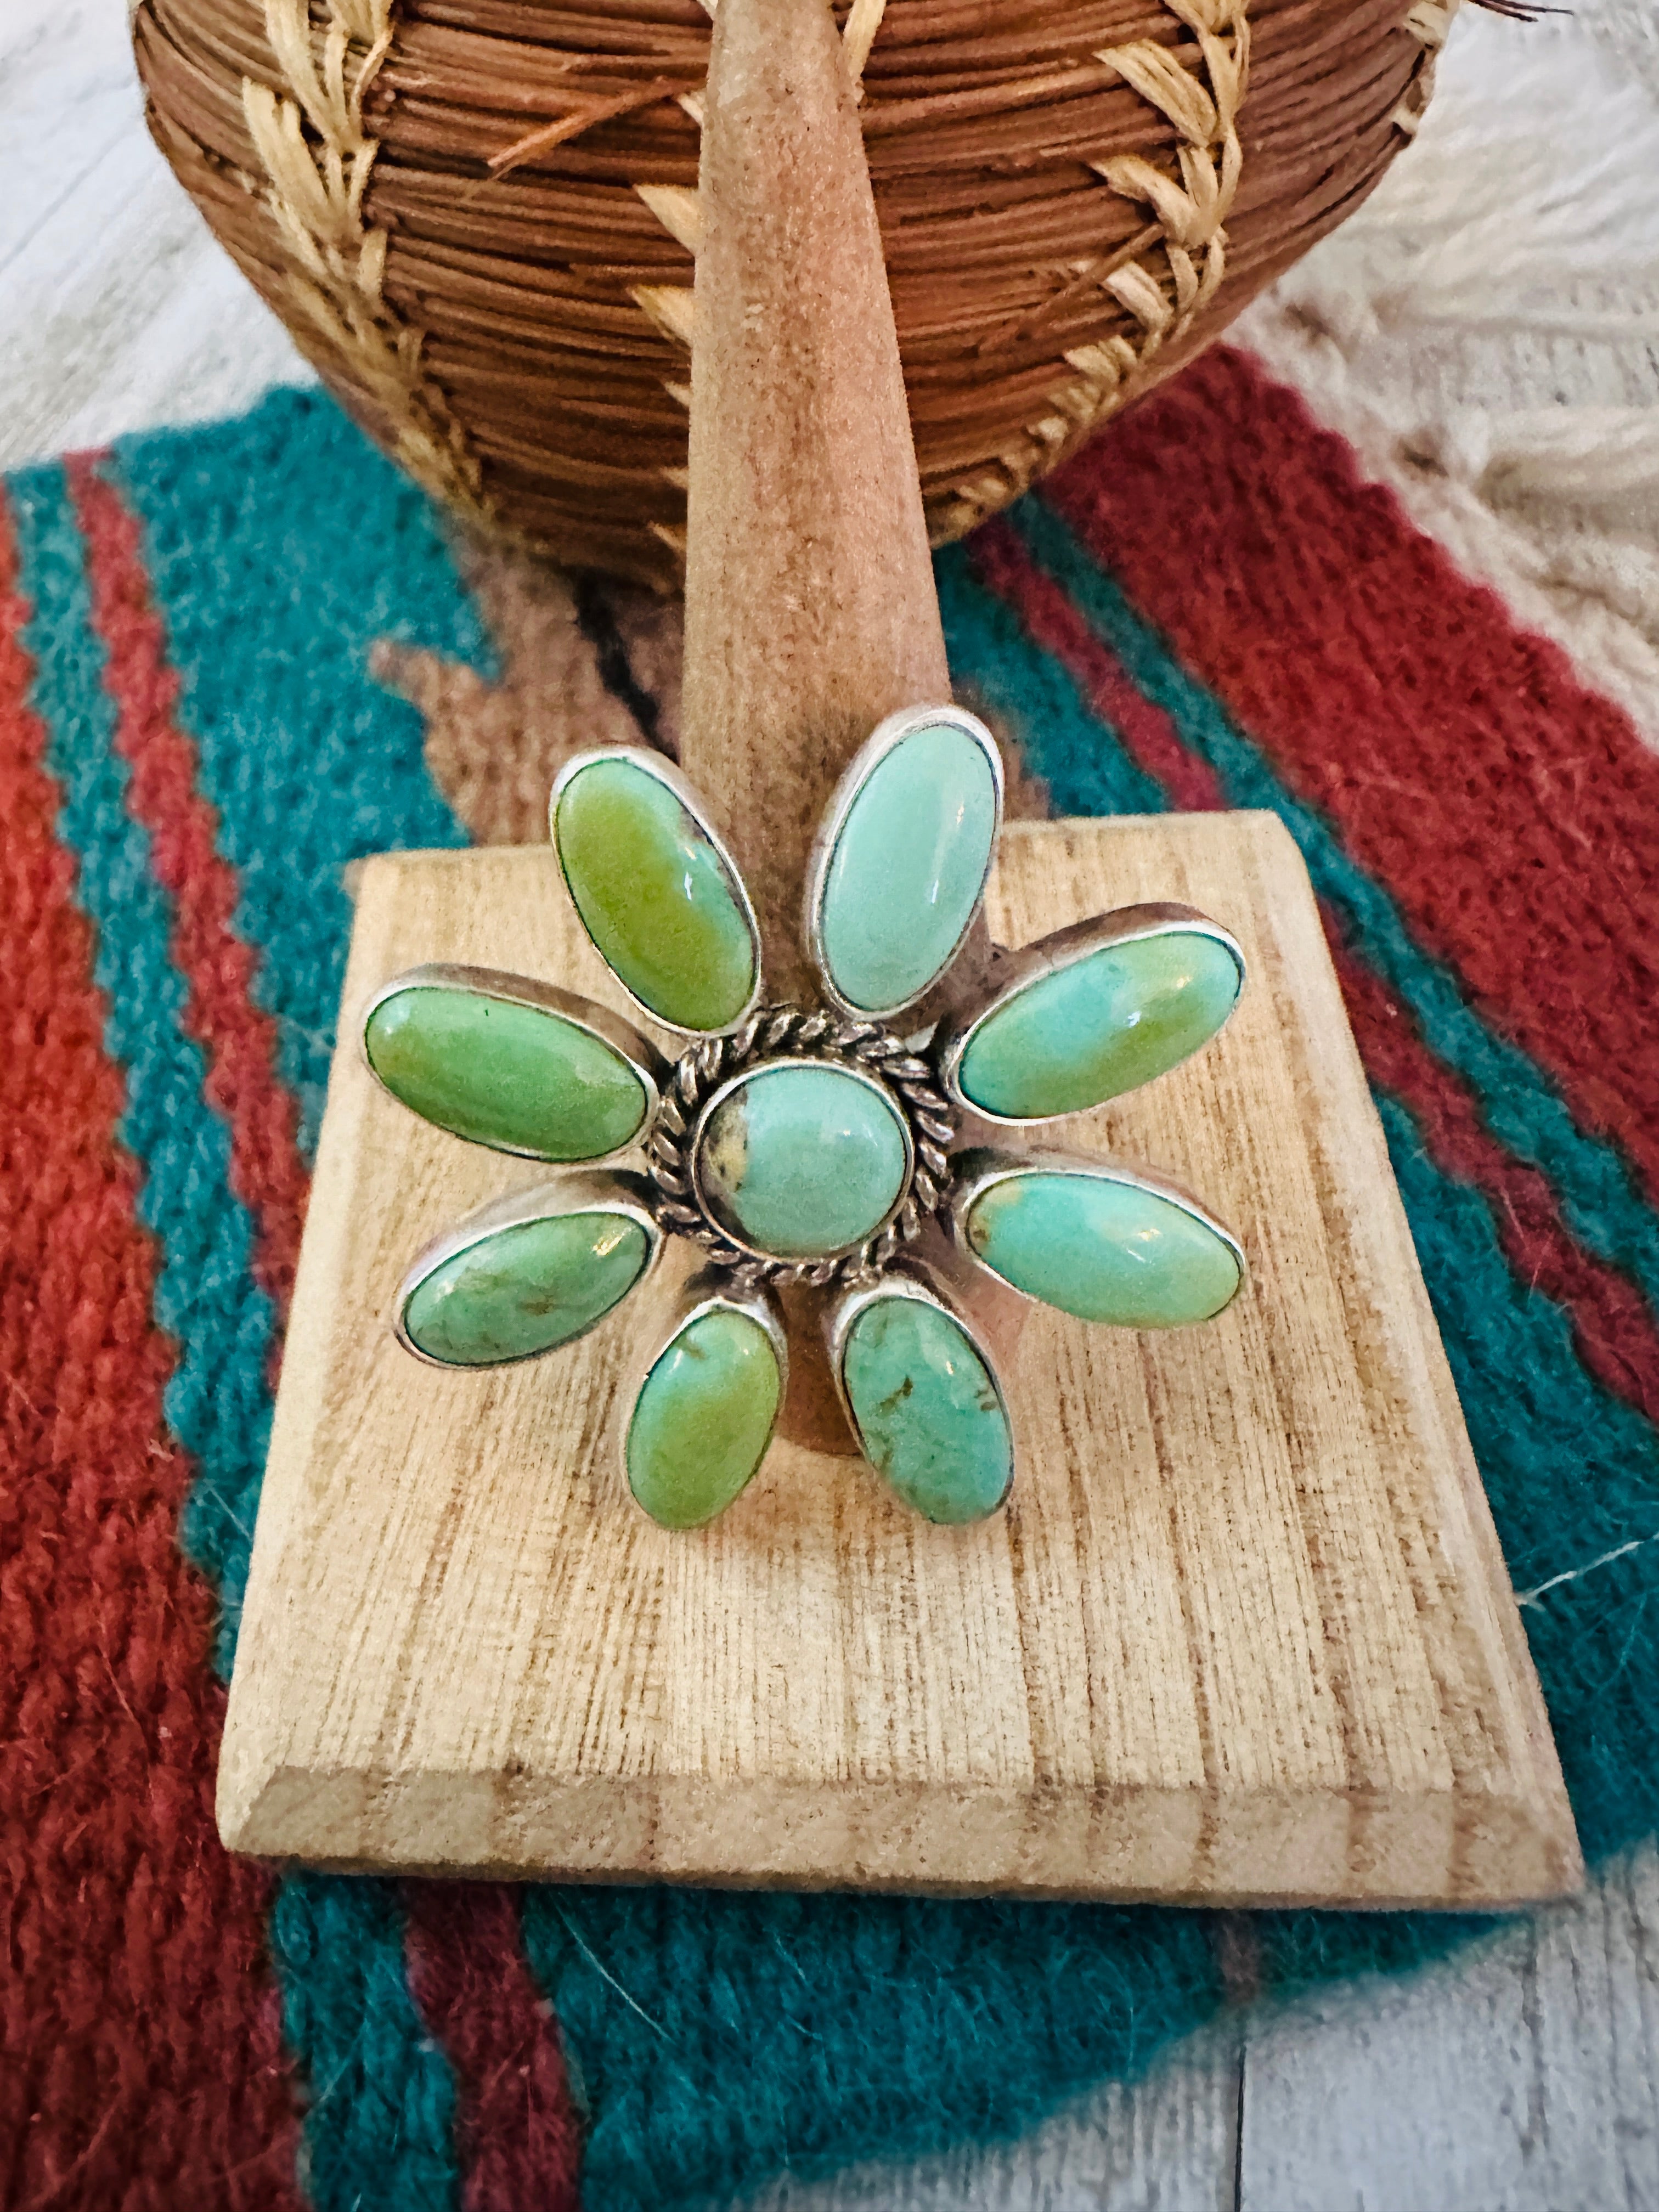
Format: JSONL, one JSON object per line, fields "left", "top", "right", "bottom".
{"left": 135, "top": 0, "right": 1454, "bottom": 591}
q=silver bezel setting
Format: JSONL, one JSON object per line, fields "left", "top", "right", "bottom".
{"left": 803, "top": 702, "right": 1006, "bottom": 1024}
{"left": 362, "top": 961, "right": 669, "bottom": 1161}
{"left": 931, "top": 905, "right": 1246, "bottom": 1127}
{"left": 823, "top": 1265, "right": 1013, "bottom": 1505}
{"left": 645, "top": 1005, "right": 957, "bottom": 1286}
{"left": 393, "top": 1169, "right": 663, "bottom": 1368}
{"left": 548, "top": 744, "right": 765, "bottom": 1040}
{"left": 947, "top": 1144, "right": 1246, "bottom": 1312}
{"left": 623, "top": 1274, "right": 790, "bottom": 1519}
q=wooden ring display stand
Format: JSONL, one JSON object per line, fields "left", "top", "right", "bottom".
{"left": 217, "top": 0, "right": 1579, "bottom": 1910}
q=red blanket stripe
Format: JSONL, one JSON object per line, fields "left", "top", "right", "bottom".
{"left": 403, "top": 1886, "right": 585, "bottom": 2212}
{"left": 969, "top": 517, "right": 1659, "bottom": 1431}
{"left": 66, "top": 458, "right": 308, "bottom": 1318}
{"left": 75, "top": 460, "right": 585, "bottom": 2205}
{"left": 1043, "top": 345, "right": 1659, "bottom": 1219}
{"left": 0, "top": 488, "right": 306, "bottom": 2210}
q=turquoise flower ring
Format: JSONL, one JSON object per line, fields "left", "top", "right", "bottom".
{"left": 372, "top": 701, "right": 1251, "bottom": 1531}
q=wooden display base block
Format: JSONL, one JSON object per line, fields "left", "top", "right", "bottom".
{"left": 218, "top": 815, "right": 1581, "bottom": 1908}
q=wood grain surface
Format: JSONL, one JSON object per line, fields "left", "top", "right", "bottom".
{"left": 217, "top": 817, "right": 1577, "bottom": 1906}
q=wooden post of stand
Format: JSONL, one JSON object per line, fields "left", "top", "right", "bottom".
{"left": 680, "top": 0, "right": 958, "bottom": 1447}
{"left": 680, "top": 0, "right": 949, "bottom": 993}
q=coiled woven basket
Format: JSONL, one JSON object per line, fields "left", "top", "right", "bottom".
{"left": 135, "top": 0, "right": 1456, "bottom": 591}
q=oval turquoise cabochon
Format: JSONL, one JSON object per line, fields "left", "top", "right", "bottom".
{"left": 366, "top": 984, "right": 649, "bottom": 1160}
{"left": 842, "top": 1294, "right": 1013, "bottom": 1525}
{"left": 627, "top": 1305, "right": 782, "bottom": 1530}
{"left": 554, "top": 755, "right": 758, "bottom": 1032}
{"left": 403, "top": 1211, "right": 650, "bottom": 1365}
{"left": 964, "top": 1170, "right": 1241, "bottom": 1329}
{"left": 815, "top": 718, "right": 998, "bottom": 1015}
{"left": 955, "top": 928, "right": 1243, "bottom": 1122}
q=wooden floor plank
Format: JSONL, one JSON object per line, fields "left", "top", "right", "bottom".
{"left": 736, "top": 2021, "right": 1243, "bottom": 2212}
{"left": 0, "top": 0, "right": 309, "bottom": 476}
{"left": 1238, "top": 1846, "right": 1659, "bottom": 2212}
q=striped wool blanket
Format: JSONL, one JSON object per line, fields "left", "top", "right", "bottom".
{"left": 4, "top": 343, "right": 1658, "bottom": 2210}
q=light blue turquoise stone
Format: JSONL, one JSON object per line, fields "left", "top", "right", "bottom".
{"left": 957, "top": 930, "right": 1243, "bottom": 1120}
{"left": 403, "top": 1211, "right": 650, "bottom": 1364}
{"left": 817, "top": 721, "right": 997, "bottom": 1013}
{"left": 698, "top": 1063, "right": 908, "bottom": 1259}
{"left": 843, "top": 1295, "right": 1012, "bottom": 1525}
{"left": 966, "top": 1171, "right": 1240, "bottom": 1328}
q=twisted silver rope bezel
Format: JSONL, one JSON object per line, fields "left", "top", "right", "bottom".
{"left": 645, "top": 1004, "right": 957, "bottom": 1287}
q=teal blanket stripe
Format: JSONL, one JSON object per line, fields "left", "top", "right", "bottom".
{"left": 1001, "top": 495, "right": 1659, "bottom": 1327}
{"left": 13, "top": 394, "right": 495, "bottom": 2212}
{"left": 935, "top": 534, "right": 1659, "bottom": 1970}
{"left": 113, "top": 391, "right": 485, "bottom": 1159}
{"left": 8, "top": 460, "right": 274, "bottom": 1669}
{"left": 518, "top": 1888, "right": 1223, "bottom": 2212}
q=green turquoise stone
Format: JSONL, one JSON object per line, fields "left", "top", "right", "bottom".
{"left": 554, "top": 757, "right": 757, "bottom": 1031}
{"left": 965, "top": 1171, "right": 1240, "bottom": 1328}
{"left": 627, "top": 1306, "right": 782, "bottom": 1530}
{"left": 818, "top": 720, "right": 997, "bottom": 1013}
{"left": 365, "top": 984, "right": 649, "bottom": 1160}
{"left": 403, "top": 1211, "right": 649, "bottom": 1364}
{"left": 697, "top": 1062, "right": 908, "bottom": 1259}
{"left": 843, "top": 1295, "right": 1012, "bottom": 1525}
{"left": 957, "top": 929, "right": 1242, "bottom": 1121}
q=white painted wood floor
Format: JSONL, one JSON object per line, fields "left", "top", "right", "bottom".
{"left": 4, "top": 3, "right": 1655, "bottom": 2207}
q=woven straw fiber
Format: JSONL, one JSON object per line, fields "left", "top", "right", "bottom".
{"left": 133, "top": 0, "right": 1453, "bottom": 589}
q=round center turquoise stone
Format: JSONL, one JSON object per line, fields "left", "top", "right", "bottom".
{"left": 696, "top": 1061, "right": 909, "bottom": 1259}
